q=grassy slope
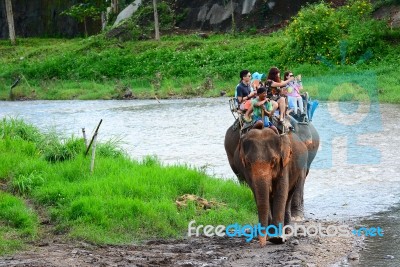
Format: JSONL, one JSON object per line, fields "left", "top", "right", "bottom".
{"left": 0, "top": 118, "right": 256, "bottom": 255}
{"left": 1, "top": 32, "right": 399, "bottom": 103}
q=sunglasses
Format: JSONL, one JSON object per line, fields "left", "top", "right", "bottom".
{"left": 289, "top": 74, "right": 294, "bottom": 77}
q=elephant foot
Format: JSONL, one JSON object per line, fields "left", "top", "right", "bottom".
{"left": 291, "top": 215, "right": 305, "bottom": 222}
{"left": 258, "top": 235, "right": 267, "bottom": 247}
{"left": 269, "top": 236, "right": 285, "bottom": 244}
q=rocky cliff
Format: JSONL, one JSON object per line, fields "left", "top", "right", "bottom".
{"left": 1, "top": 0, "right": 396, "bottom": 39}
{"left": 0, "top": 0, "right": 102, "bottom": 39}
{"left": 174, "top": 0, "right": 316, "bottom": 32}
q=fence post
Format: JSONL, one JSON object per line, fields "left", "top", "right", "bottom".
{"left": 90, "top": 133, "right": 98, "bottom": 174}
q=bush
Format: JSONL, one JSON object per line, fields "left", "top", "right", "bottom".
{"left": 283, "top": 0, "right": 389, "bottom": 65}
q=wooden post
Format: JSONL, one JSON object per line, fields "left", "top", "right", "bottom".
{"left": 5, "top": 0, "right": 16, "bottom": 45}
{"left": 85, "top": 119, "right": 103, "bottom": 156}
{"left": 90, "top": 133, "right": 98, "bottom": 174}
{"left": 82, "top": 128, "right": 88, "bottom": 148}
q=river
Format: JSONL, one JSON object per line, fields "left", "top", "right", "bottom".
{"left": 0, "top": 98, "right": 399, "bottom": 265}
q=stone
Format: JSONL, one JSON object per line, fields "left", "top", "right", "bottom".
{"left": 113, "top": 0, "right": 142, "bottom": 26}
{"left": 348, "top": 252, "right": 359, "bottom": 261}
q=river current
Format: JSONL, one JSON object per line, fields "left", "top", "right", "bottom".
{"left": 1, "top": 98, "right": 399, "bottom": 265}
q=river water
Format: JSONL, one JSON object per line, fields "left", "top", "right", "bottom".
{"left": 0, "top": 98, "right": 399, "bottom": 265}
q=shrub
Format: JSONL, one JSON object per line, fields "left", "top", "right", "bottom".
{"left": 283, "top": 0, "right": 389, "bottom": 65}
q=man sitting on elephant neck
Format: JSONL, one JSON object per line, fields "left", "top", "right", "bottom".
{"left": 244, "top": 87, "right": 279, "bottom": 134}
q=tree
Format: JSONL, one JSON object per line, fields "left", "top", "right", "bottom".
{"left": 61, "top": 1, "right": 106, "bottom": 37}
{"left": 5, "top": 0, "right": 16, "bottom": 45}
{"left": 153, "top": 0, "right": 160, "bottom": 41}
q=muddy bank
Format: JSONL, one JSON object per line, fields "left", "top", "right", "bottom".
{"left": 0, "top": 219, "right": 363, "bottom": 267}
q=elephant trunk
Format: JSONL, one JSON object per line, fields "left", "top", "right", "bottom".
{"left": 250, "top": 162, "right": 274, "bottom": 247}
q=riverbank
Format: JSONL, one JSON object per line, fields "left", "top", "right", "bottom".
{"left": 1, "top": 32, "right": 400, "bottom": 103}
{"left": 0, "top": 114, "right": 363, "bottom": 267}
{"left": 0, "top": 218, "right": 363, "bottom": 267}
{"left": 0, "top": 118, "right": 256, "bottom": 255}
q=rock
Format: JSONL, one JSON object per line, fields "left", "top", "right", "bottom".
{"left": 384, "top": 255, "right": 395, "bottom": 259}
{"left": 220, "top": 91, "right": 226, "bottom": 96}
{"left": 198, "top": 32, "right": 209, "bottom": 39}
{"left": 348, "top": 252, "right": 359, "bottom": 260}
{"left": 113, "top": 0, "right": 142, "bottom": 26}
{"left": 291, "top": 240, "right": 300, "bottom": 246}
{"left": 123, "top": 89, "right": 133, "bottom": 98}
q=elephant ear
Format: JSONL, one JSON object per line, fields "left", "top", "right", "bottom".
{"left": 280, "top": 135, "right": 292, "bottom": 168}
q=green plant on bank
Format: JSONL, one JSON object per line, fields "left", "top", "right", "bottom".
{"left": 283, "top": 0, "right": 387, "bottom": 64}
{"left": 0, "top": 192, "right": 38, "bottom": 255}
{"left": 0, "top": 118, "right": 257, "bottom": 255}
{"left": 60, "top": 0, "right": 107, "bottom": 37}
{"left": 11, "top": 171, "right": 44, "bottom": 195}
{"left": 118, "top": 1, "right": 175, "bottom": 40}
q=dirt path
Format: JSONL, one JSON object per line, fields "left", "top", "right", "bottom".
{"left": 0, "top": 219, "right": 363, "bottom": 267}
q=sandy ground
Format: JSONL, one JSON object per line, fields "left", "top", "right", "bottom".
{"left": 0, "top": 219, "right": 363, "bottom": 267}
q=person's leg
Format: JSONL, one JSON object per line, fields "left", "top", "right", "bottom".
{"left": 288, "top": 96, "right": 297, "bottom": 115}
{"left": 270, "top": 100, "right": 279, "bottom": 118}
{"left": 297, "top": 96, "right": 304, "bottom": 113}
{"left": 277, "top": 97, "right": 286, "bottom": 121}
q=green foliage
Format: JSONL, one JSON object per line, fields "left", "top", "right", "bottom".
{"left": 11, "top": 171, "right": 44, "bottom": 195}
{"left": 117, "top": 1, "right": 176, "bottom": 40}
{"left": 0, "top": 118, "right": 257, "bottom": 245}
{"left": 61, "top": 4, "right": 100, "bottom": 23}
{"left": 283, "top": 0, "right": 389, "bottom": 64}
{"left": 0, "top": 192, "right": 38, "bottom": 255}
{"left": 0, "top": 117, "right": 42, "bottom": 143}
{"left": 39, "top": 135, "right": 85, "bottom": 163}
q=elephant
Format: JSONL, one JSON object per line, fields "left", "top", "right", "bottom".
{"left": 287, "top": 116, "right": 320, "bottom": 221}
{"left": 224, "top": 125, "right": 309, "bottom": 247}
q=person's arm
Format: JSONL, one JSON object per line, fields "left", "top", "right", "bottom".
{"left": 254, "top": 99, "right": 267, "bottom": 107}
{"left": 271, "top": 77, "right": 294, "bottom": 88}
{"left": 238, "top": 91, "right": 256, "bottom": 103}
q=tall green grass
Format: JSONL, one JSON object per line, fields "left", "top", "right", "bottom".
{"left": 0, "top": 118, "right": 257, "bottom": 254}
{"left": 0, "top": 192, "right": 38, "bottom": 255}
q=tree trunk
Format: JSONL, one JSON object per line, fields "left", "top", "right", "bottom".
{"left": 111, "top": 0, "right": 119, "bottom": 14}
{"left": 153, "top": 0, "right": 160, "bottom": 41}
{"left": 5, "top": 0, "right": 16, "bottom": 45}
{"left": 231, "top": 0, "right": 236, "bottom": 34}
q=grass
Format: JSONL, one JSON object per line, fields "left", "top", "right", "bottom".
{"left": 0, "top": 118, "right": 257, "bottom": 255}
{"left": 1, "top": 30, "right": 399, "bottom": 102}
{"left": 0, "top": 192, "right": 38, "bottom": 255}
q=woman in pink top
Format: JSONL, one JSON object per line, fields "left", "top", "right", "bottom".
{"left": 284, "top": 71, "right": 304, "bottom": 116}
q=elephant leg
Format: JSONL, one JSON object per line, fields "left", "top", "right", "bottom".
{"left": 291, "top": 176, "right": 305, "bottom": 221}
{"left": 269, "top": 174, "right": 289, "bottom": 244}
{"left": 285, "top": 188, "right": 296, "bottom": 226}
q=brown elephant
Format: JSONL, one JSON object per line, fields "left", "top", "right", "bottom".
{"left": 224, "top": 125, "right": 308, "bottom": 246}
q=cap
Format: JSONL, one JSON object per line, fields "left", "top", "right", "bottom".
{"left": 251, "top": 72, "right": 266, "bottom": 81}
